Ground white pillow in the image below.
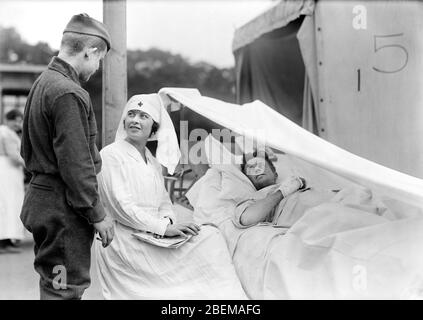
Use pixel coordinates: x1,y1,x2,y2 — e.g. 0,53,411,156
204,134,242,170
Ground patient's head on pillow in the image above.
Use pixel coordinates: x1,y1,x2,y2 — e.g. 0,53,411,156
241,151,278,190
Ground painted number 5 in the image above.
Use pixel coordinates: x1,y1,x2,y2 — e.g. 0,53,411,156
373,33,408,73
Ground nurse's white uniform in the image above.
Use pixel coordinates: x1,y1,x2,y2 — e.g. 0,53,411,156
0,125,25,241
95,140,247,299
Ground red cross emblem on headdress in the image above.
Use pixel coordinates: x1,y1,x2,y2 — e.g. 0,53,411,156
138,101,143,107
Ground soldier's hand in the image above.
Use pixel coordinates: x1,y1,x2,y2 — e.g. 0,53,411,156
93,215,114,247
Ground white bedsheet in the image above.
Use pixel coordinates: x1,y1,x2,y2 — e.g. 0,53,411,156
187,166,423,299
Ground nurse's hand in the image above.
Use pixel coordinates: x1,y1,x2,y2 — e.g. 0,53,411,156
164,222,201,238
94,215,114,247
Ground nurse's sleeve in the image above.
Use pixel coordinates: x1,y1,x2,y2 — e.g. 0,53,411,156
158,184,176,224
99,150,170,236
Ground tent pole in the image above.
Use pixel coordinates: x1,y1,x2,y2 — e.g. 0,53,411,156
102,0,127,147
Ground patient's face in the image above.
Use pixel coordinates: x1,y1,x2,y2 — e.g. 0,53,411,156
244,157,278,190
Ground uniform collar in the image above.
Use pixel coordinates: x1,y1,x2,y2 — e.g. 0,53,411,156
121,139,153,165
48,56,81,86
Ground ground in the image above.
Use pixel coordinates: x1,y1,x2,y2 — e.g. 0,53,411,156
0,204,193,300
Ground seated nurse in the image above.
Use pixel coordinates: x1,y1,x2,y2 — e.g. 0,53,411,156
95,94,247,300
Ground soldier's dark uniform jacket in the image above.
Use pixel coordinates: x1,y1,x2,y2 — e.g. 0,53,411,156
20,56,105,299
21,56,104,223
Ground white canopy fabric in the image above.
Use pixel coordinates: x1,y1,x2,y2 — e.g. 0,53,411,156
158,87,423,209
232,0,314,52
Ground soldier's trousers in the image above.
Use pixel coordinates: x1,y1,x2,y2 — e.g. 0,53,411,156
20,173,94,300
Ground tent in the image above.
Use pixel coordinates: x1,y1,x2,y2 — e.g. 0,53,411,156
232,0,423,179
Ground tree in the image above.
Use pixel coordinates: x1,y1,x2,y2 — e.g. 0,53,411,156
0,26,55,64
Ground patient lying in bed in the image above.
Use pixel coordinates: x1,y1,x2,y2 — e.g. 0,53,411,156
186,138,423,299
233,150,387,230
235,150,326,228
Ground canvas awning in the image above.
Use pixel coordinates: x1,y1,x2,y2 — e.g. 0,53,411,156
232,1,313,126
232,0,314,52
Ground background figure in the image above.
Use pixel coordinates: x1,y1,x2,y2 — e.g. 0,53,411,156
0,109,25,254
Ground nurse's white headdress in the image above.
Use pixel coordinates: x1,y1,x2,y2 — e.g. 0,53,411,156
115,93,181,174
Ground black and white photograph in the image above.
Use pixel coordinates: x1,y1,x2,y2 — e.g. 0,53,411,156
0,0,423,305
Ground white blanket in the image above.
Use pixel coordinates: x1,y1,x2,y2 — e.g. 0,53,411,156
187,166,423,299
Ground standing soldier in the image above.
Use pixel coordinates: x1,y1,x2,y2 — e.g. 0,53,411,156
20,14,114,300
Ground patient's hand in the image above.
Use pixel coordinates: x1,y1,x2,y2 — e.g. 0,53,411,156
164,222,201,238
278,176,306,198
